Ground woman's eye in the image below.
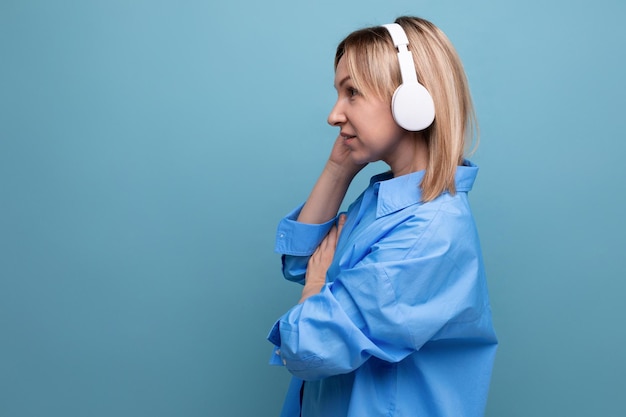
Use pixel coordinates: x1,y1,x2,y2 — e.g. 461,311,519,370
348,87,359,97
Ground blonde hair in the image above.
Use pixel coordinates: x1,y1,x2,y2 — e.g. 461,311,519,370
335,16,478,202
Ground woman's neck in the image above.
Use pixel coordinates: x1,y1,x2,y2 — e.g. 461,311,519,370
388,133,429,177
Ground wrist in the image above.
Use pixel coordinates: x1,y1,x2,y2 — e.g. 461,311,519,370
323,160,360,183
299,283,324,303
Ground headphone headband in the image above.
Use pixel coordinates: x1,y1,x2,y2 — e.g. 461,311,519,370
382,23,419,85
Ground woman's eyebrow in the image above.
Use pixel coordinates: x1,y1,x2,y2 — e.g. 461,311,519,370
334,75,351,90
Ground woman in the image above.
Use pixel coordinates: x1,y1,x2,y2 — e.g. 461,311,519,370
268,16,497,417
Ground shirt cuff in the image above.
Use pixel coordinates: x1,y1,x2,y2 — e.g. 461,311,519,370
275,204,337,256
268,320,281,347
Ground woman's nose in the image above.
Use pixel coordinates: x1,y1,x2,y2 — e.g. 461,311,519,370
327,101,346,126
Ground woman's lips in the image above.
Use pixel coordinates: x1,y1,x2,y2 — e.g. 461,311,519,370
341,133,356,144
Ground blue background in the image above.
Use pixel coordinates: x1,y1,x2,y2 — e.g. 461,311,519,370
1,0,625,416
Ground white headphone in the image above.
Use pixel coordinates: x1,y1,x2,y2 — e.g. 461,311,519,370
382,23,435,131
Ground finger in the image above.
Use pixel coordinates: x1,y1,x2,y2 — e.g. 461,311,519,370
325,225,337,248
336,214,347,238
315,227,332,253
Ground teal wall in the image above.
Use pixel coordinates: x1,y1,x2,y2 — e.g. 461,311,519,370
1,1,625,416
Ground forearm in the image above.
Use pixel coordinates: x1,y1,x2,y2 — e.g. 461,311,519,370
297,161,355,224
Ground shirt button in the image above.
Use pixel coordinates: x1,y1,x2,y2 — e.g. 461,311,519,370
279,233,285,238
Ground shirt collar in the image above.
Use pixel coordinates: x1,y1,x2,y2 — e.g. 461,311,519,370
373,160,479,218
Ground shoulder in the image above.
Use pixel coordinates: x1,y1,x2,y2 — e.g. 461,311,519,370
385,191,479,258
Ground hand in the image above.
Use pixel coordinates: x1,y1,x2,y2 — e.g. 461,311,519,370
326,135,367,179
300,214,347,303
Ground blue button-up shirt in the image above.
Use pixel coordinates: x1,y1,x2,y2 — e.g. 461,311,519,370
268,162,497,417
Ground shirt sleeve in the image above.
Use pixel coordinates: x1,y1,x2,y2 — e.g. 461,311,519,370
268,206,493,381
275,204,338,284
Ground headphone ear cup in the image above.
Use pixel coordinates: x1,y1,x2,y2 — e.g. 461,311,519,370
391,82,435,131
